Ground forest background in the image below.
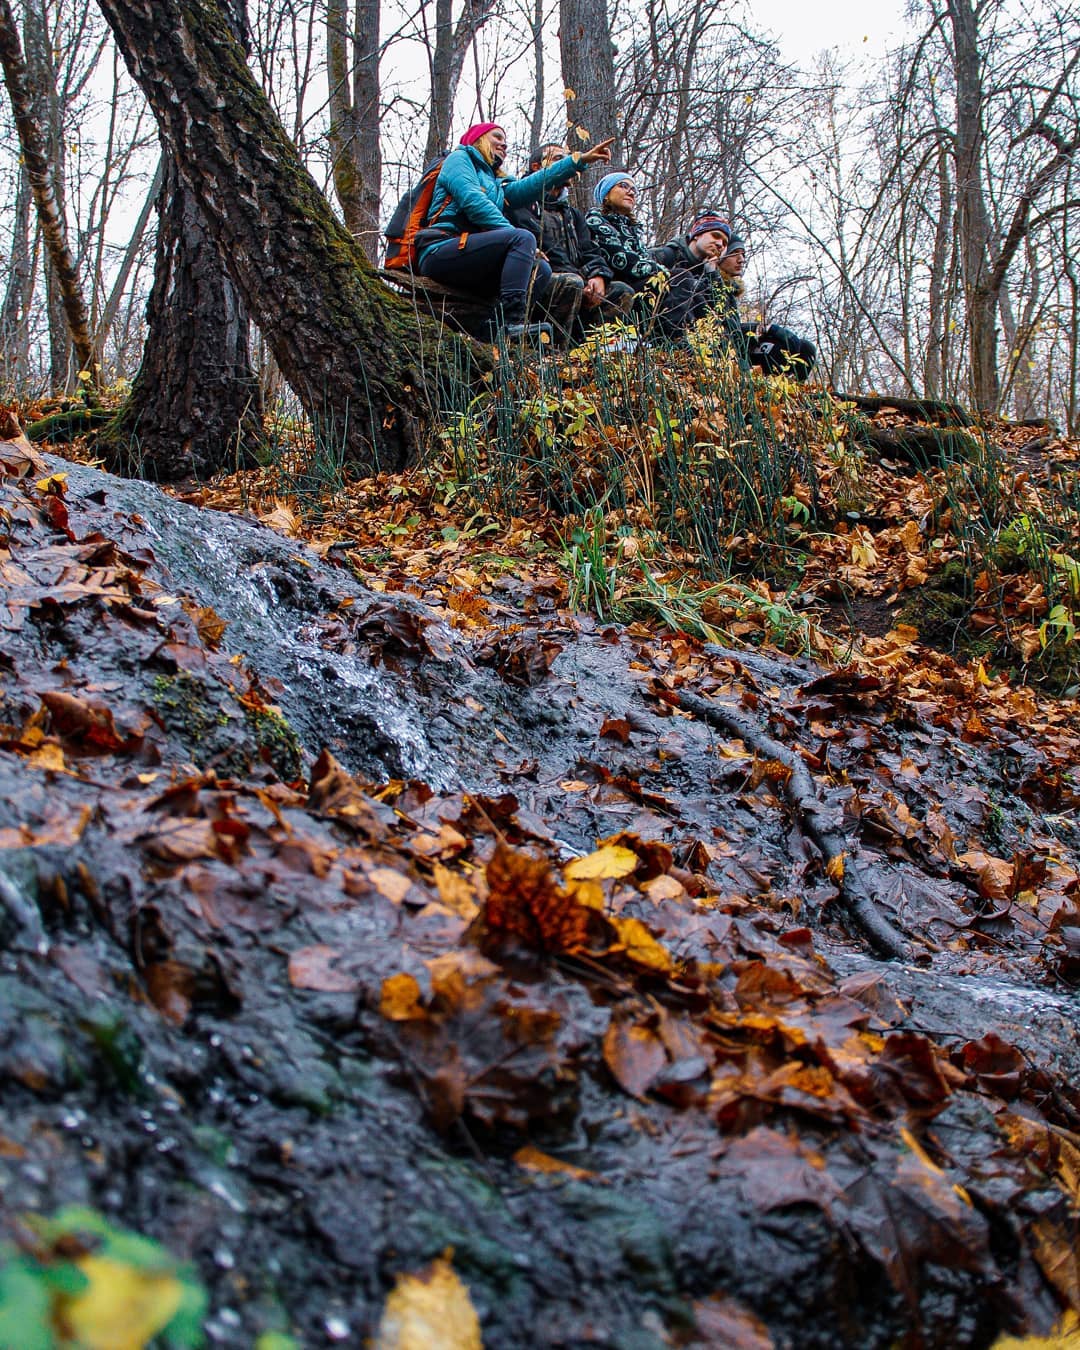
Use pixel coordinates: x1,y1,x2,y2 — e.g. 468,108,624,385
0,0,1077,433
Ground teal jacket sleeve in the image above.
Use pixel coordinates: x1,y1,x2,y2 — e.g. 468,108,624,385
436,149,513,230
502,154,583,208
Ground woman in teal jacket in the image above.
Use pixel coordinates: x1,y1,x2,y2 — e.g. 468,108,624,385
418,122,612,335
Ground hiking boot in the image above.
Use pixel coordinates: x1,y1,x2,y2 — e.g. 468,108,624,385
502,321,554,343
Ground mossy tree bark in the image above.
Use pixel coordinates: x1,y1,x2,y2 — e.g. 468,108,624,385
96,0,464,472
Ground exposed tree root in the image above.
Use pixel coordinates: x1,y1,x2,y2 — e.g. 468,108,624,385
674,688,912,961
27,407,113,443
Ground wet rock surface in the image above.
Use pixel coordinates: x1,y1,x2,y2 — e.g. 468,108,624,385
2,436,1079,1347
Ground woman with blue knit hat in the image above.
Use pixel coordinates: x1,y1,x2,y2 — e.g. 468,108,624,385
416,123,613,338
585,176,708,341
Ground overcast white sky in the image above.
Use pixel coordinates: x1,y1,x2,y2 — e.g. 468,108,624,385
762,0,913,64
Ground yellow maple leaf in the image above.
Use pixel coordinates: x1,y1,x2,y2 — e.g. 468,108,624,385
564,844,638,882
612,916,673,973
376,1256,482,1350
825,852,846,884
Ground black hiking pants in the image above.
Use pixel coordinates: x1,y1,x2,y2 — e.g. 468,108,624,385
419,227,552,324
751,325,817,380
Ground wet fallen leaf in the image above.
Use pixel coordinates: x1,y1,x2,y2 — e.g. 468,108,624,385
380,973,426,1021
611,916,674,973
564,843,638,882
144,960,196,1025
287,945,359,993
60,1254,184,1350
483,843,603,954
375,1256,481,1350
688,1293,775,1348
513,1144,597,1181
993,1311,1080,1347
603,1016,667,1098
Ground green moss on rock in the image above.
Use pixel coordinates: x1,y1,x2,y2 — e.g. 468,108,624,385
244,705,302,781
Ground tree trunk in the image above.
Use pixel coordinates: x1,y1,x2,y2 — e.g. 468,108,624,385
103,0,262,482
95,0,453,473
559,0,621,189
0,0,95,385
423,0,498,165
923,141,952,400
103,152,263,480
527,0,545,150
0,165,33,394
946,0,999,413
327,0,381,262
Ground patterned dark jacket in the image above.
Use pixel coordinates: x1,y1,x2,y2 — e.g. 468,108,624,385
515,195,613,283
583,210,667,290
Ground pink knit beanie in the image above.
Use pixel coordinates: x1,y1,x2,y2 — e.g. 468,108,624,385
460,122,501,146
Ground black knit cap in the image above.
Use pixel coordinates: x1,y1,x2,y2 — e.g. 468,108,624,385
725,232,747,253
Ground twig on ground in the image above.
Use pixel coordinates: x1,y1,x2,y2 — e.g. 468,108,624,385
674,688,912,961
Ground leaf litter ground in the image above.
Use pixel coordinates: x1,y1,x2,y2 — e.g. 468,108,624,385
1,388,1080,1347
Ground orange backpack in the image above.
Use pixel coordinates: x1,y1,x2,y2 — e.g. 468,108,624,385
383,156,449,271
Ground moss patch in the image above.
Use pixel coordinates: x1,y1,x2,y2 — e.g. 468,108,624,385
151,672,229,747
244,705,302,781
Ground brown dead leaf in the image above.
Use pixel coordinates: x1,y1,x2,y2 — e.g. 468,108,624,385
189,604,228,650
603,1016,667,1098
513,1144,598,1181
380,973,426,1021
41,690,145,755
144,960,196,1025
1031,1216,1080,1311
141,819,220,864
367,866,414,905
259,499,302,536
599,715,632,743
687,1294,774,1348
958,849,1013,900
307,749,385,836
288,944,359,994
483,843,605,955
432,863,480,919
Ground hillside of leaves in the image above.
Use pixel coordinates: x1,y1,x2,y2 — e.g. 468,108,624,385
2,338,1080,1350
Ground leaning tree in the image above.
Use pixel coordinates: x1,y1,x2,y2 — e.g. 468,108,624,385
94,0,469,473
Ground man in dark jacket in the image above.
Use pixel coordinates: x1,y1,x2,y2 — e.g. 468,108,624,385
715,231,817,380
651,211,732,328
516,144,634,337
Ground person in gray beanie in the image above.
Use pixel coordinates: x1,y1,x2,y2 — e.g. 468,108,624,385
715,232,816,380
